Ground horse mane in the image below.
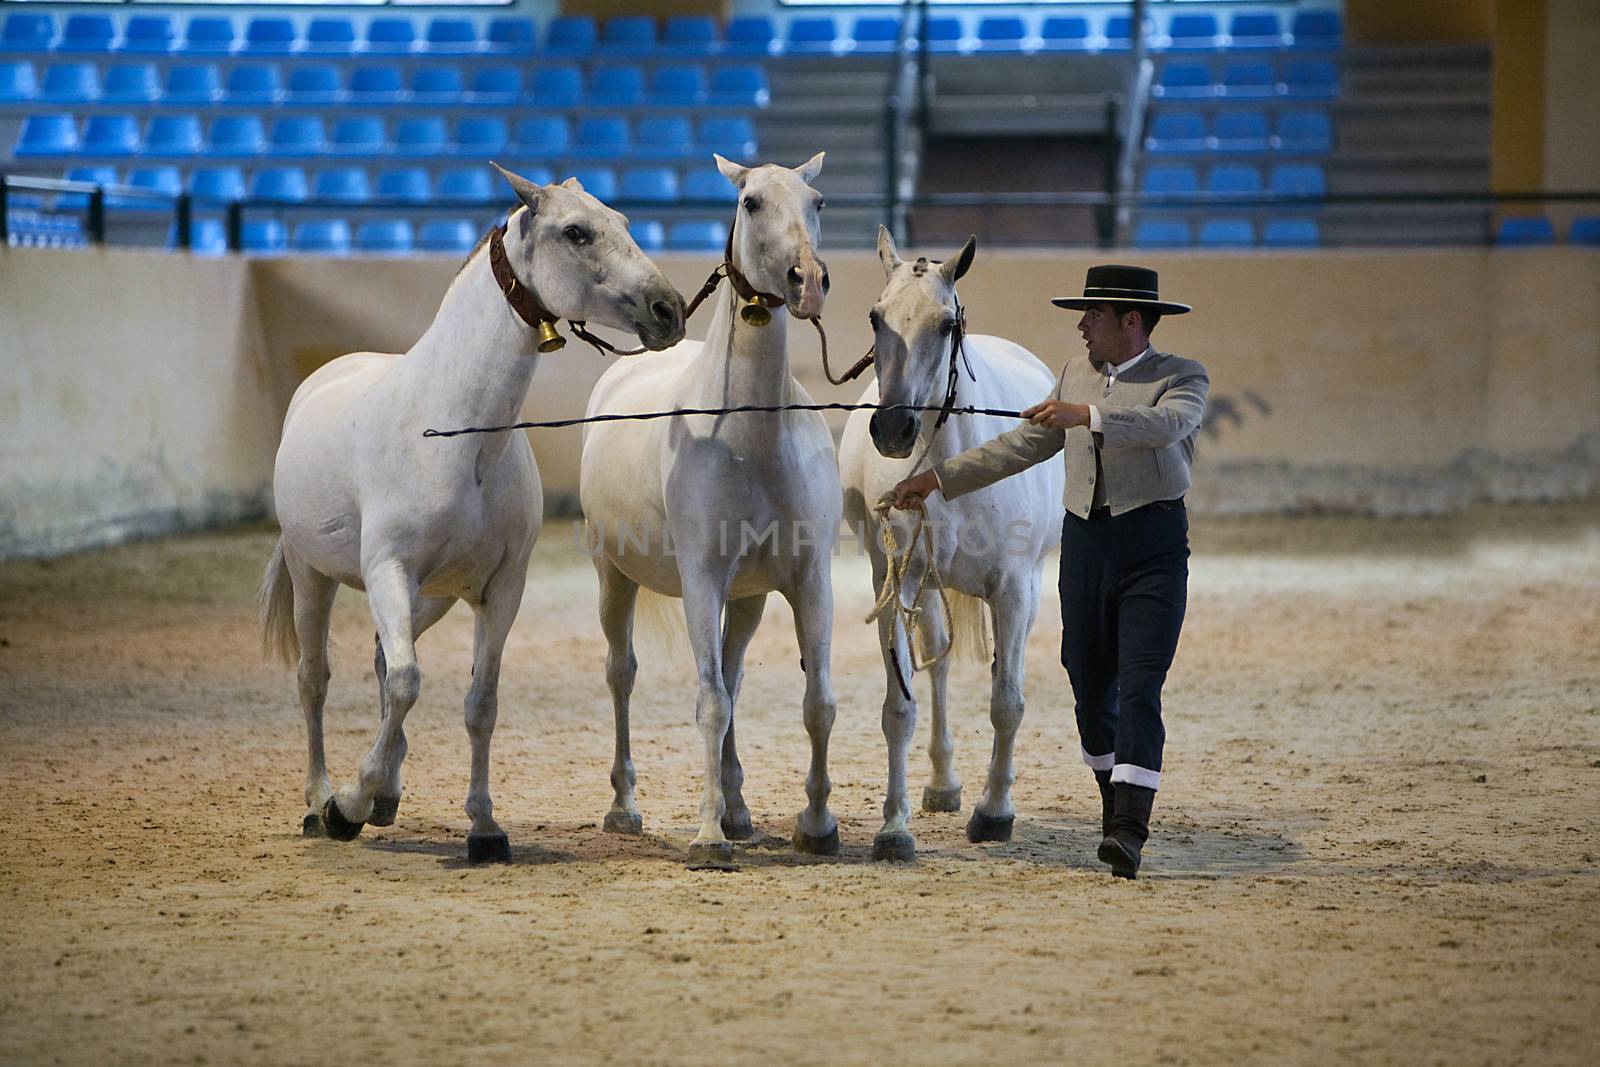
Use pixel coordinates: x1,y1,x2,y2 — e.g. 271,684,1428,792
453,204,526,281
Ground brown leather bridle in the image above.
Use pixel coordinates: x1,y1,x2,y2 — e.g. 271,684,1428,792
487,222,647,357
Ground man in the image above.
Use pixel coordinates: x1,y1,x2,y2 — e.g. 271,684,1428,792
891,264,1208,879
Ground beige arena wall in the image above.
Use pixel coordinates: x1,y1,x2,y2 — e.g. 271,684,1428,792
2,245,1597,558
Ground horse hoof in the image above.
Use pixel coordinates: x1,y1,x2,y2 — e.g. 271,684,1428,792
922,785,962,813
467,832,512,865
369,794,400,827
872,831,916,863
793,825,841,857
321,797,364,842
685,841,735,871
301,812,323,837
966,810,1014,844
603,810,643,835
721,810,755,841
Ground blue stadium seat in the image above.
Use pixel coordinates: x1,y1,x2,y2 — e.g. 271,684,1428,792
183,218,228,256
83,114,140,156
1154,64,1214,100
709,65,769,108
357,219,413,254
662,17,717,57
1164,14,1221,52
314,167,370,203
0,60,36,103
621,167,679,204
163,64,220,105
250,167,308,203
285,66,342,105
242,18,297,56
1291,11,1344,49
1207,164,1264,196
634,117,693,160
1219,62,1279,100
14,114,78,156
436,167,492,204
55,166,118,211
121,16,176,55
58,14,117,54
1282,60,1339,99
849,18,900,54
424,19,479,56
485,18,537,56
454,117,509,157
376,168,430,203
1494,217,1555,247
723,17,778,56
651,65,707,107
509,164,555,186
304,18,356,56
1038,17,1092,52
1141,164,1199,197
467,67,522,105
1569,217,1600,246
589,65,645,107
566,166,618,202
206,115,265,156
39,63,100,104
975,17,1030,54
698,117,756,161
787,17,841,55
102,63,159,104
1132,218,1191,247
268,117,326,156
182,18,237,56
349,66,404,105
1,13,55,52
418,219,478,254
331,117,387,156
682,166,737,204
572,117,630,159
532,64,582,107
1214,111,1271,153
294,219,352,255
189,166,246,203
1104,15,1138,51
545,17,597,58
1198,219,1255,248
365,18,418,55
1261,218,1320,247
924,18,968,54
145,114,203,157
1269,163,1327,198
394,117,447,157
1276,111,1333,153
120,166,182,210
1144,112,1207,154
667,220,728,251
1228,13,1286,49
410,67,464,105
242,219,288,254
631,219,666,252
512,116,571,157
599,16,656,57
224,65,281,106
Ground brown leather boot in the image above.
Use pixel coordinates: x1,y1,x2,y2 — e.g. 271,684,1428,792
1093,769,1114,838
1097,782,1155,879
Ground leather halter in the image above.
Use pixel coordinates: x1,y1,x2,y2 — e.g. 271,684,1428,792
487,222,645,357
852,294,973,428
683,223,786,322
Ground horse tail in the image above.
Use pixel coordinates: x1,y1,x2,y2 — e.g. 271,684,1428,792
942,588,993,665
630,588,690,668
258,538,299,668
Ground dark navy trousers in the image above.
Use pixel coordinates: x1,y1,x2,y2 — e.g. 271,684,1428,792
1059,500,1190,791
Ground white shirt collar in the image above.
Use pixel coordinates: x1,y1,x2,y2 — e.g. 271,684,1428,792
1105,345,1153,378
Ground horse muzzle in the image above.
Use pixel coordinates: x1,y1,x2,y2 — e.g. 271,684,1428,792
635,284,688,350
869,408,919,459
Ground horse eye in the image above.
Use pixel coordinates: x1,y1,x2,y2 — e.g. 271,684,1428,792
564,225,588,244
868,309,882,328
743,197,762,213
815,197,827,211
939,320,956,335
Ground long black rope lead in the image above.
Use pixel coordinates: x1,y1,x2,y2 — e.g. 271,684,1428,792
422,402,1029,439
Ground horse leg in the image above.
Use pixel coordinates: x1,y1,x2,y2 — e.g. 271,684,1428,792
872,587,918,862
460,564,524,865
968,576,1038,844
595,557,643,835
919,588,961,814
368,595,455,828
718,594,767,841
287,557,337,837
785,568,840,856
683,577,735,869
322,559,421,842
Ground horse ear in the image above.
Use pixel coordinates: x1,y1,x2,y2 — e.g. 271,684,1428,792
561,176,584,192
794,151,825,184
941,235,977,284
876,225,902,277
491,161,541,213
714,154,750,188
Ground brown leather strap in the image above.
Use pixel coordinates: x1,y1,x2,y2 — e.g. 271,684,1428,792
720,224,785,313
487,223,558,334
568,320,645,357
820,325,874,386
683,263,727,321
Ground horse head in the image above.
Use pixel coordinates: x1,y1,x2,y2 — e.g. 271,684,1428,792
715,153,830,322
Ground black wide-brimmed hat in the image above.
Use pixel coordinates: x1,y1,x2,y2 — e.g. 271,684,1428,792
1051,264,1192,315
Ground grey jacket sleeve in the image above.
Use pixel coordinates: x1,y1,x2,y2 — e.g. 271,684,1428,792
932,419,1065,501
1098,364,1210,450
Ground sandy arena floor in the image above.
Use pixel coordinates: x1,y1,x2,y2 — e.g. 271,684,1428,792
1,507,1597,1066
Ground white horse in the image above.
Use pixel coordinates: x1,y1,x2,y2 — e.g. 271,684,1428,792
840,228,1064,862
259,166,686,863
578,153,840,868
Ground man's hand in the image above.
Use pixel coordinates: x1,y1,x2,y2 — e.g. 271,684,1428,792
1021,399,1091,430
889,469,940,510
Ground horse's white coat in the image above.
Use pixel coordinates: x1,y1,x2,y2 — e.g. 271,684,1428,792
839,228,1064,856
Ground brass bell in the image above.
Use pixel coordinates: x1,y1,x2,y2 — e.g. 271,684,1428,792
739,295,772,327
536,319,565,353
